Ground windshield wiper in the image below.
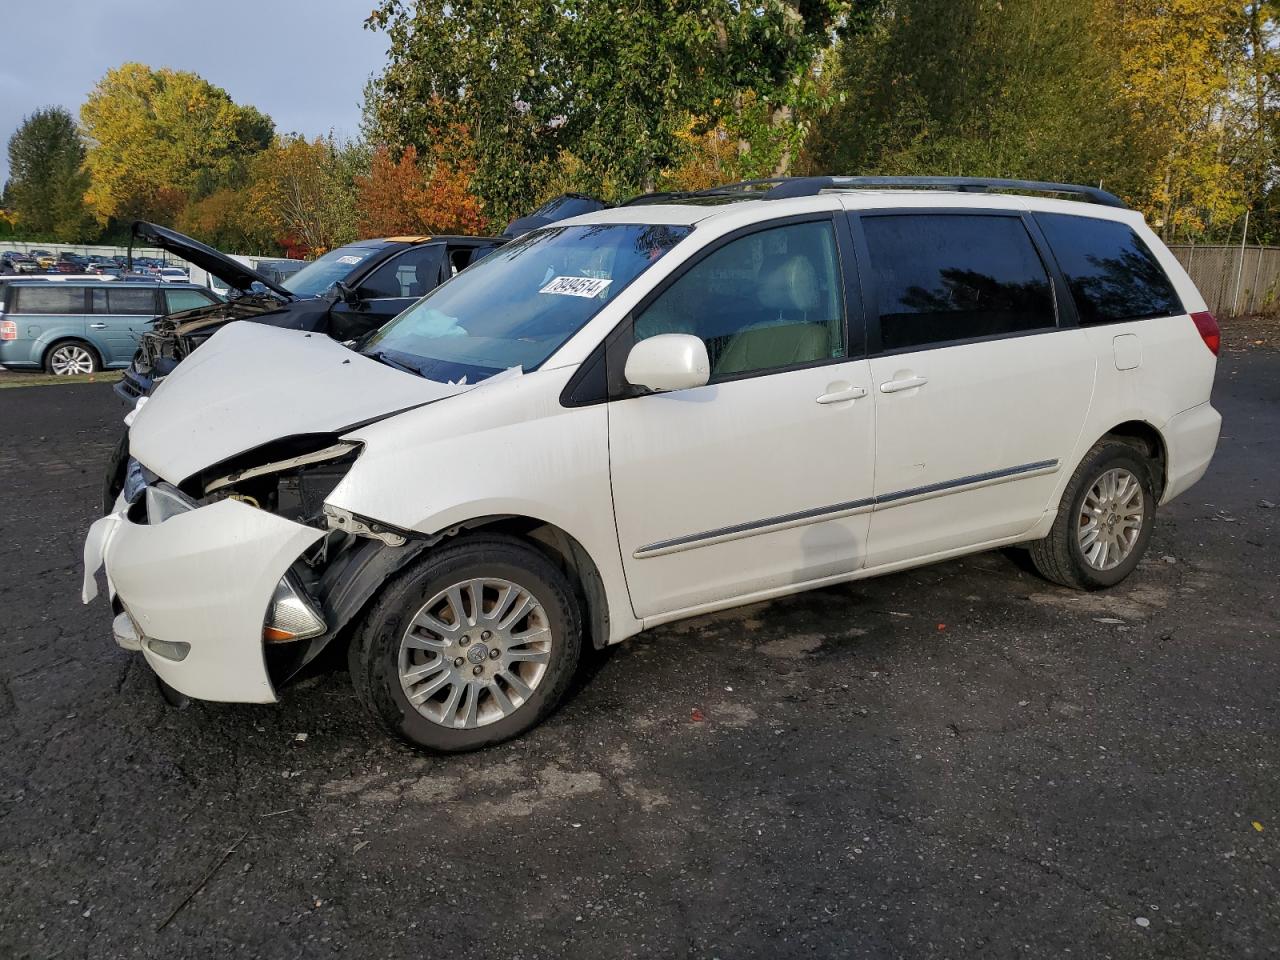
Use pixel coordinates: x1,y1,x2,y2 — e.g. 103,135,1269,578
365,350,425,377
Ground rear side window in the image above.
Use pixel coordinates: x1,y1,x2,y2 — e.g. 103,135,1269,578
12,286,86,314
105,288,159,315
1035,213,1182,324
863,214,1055,351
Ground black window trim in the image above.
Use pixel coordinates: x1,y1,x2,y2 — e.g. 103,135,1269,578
849,207,1079,359
1031,210,1185,326
561,211,865,407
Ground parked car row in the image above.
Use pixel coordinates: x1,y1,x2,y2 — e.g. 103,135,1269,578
0,279,221,373
0,250,183,279
81,176,1221,754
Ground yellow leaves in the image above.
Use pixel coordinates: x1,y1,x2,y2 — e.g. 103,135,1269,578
80,62,274,222
1092,0,1244,235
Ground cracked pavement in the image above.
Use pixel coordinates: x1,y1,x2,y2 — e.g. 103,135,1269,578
0,349,1276,958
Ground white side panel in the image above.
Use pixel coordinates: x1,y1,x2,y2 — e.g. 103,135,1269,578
866,330,1096,566
608,362,876,619
327,368,641,643
102,500,325,703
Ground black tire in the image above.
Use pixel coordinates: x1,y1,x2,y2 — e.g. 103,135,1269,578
43,338,100,375
1029,440,1158,590
349,535,583,752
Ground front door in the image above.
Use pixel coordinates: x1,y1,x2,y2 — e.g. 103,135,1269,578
330,244,450,341
607,216,877,621
852,210,1095,567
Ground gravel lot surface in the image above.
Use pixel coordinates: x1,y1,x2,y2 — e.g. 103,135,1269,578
1,348,1276,959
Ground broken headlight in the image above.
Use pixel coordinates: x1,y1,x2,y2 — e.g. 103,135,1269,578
196,439,361,526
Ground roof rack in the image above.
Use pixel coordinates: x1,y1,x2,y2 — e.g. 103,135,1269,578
760,176,1129,208
620,176,1128,209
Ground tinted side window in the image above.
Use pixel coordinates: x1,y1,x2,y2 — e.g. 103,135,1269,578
361,246,447,299
106,289,159,315
1036,213,1182,324
633,220,846,379
12,286,86,314
165,289,215,313
863,214,1055,352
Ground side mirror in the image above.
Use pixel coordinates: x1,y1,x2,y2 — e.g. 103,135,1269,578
331,280,361,305
624,334,711,393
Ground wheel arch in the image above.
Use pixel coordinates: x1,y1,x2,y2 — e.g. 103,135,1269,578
443,515,614,651
1095,419,1168,500
300,513,616,682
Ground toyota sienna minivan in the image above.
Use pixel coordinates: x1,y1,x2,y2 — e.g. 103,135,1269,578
83,176,1222,752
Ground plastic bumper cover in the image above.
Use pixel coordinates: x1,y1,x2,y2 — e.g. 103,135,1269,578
82,498,325,703
1161,401,1222,504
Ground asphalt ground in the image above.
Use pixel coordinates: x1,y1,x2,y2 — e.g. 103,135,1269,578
0,346,1276,959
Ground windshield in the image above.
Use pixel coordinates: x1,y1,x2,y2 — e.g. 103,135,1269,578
283,244,382,298
360,223,691,383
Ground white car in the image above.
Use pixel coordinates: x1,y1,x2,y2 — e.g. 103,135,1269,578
83,177,1222,752
157,267,190,283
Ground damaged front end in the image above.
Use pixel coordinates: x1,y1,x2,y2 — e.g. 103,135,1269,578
116,295,286,402
87,436,425,703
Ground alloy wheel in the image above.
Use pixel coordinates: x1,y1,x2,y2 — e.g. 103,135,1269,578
49,344,95,376
1077,467,1145,571
397,577,553,729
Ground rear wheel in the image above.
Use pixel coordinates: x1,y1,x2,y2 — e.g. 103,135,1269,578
1029,440,1157,590
350,535,583,752
45,340,99,376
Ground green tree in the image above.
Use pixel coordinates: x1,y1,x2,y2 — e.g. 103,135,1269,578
364,0,852,221
805,0,1130,189
81,63,274,224
5,107,96,241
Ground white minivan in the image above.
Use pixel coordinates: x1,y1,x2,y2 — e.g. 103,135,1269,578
83,177,1222,752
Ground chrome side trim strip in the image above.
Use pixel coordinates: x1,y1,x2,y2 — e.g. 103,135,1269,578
632,459,1060,559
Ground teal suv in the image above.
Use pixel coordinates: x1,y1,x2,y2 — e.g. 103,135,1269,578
0,280,220,375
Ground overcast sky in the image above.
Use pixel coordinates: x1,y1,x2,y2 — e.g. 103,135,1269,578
0,0,389,184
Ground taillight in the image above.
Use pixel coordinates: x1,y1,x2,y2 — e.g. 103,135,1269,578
0,320,16,341
1190,311,1220,356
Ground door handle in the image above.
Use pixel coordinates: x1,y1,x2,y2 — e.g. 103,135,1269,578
879,375,928,394
89,322,107,329
816,384,868,404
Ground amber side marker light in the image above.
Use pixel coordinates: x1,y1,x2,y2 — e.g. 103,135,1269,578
263,577,326,643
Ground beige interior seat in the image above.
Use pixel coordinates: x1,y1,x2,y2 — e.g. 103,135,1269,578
715,256,830,375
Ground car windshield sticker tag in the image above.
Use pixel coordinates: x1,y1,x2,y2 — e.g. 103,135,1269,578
337,255,362,265
539,276,612,298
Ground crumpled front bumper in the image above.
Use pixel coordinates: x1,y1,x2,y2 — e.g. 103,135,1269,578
83,498,325,703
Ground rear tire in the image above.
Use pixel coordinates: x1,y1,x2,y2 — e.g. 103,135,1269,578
349,535,583,752
1029,440,1157,590
44,339,100,376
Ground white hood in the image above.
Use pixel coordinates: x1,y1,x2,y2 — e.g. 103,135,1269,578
128,322,465,482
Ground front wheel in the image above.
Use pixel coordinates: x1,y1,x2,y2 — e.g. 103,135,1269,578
1029,440,1158,590
350,535,583,752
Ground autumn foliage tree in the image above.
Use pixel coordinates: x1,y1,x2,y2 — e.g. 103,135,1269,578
81,63,273,224
355,132,487,237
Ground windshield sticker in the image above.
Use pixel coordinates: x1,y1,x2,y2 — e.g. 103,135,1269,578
337,255,363,265
539,275,613,298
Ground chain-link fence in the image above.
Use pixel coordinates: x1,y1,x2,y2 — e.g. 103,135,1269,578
1167,244,1280,317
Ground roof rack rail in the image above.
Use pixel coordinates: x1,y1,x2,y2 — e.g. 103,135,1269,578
759,176,1128,208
